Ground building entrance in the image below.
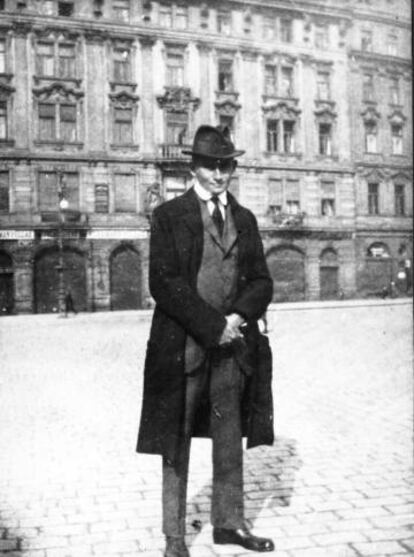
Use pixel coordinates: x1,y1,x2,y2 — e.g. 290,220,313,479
267,246,306,302
0,251,14,315
320,248,339,300
110,246,142,310
34,248,87,313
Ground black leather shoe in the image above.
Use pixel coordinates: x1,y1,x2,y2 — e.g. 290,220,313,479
164,536,190,557
213,526,274,552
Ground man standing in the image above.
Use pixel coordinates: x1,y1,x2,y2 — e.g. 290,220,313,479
137,125,275,556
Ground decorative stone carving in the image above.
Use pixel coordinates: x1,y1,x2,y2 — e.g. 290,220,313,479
144,182,164,221
0,81,15,101
109,90,139,108
361,105,381,122
156,87,200,112
32,82,84,101
11,21,32,37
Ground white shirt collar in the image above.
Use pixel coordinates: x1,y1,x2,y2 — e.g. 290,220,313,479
193,179,228,206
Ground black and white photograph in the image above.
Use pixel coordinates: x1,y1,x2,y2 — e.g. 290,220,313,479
0,1,412,556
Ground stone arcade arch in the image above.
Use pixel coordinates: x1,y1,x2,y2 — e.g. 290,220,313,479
360,241,393,296
34,247,87,313
266,245,306,302
109,244,142,311
0,251,14,315
319,248,339,300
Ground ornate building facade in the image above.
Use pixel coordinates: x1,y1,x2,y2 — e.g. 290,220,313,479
0,0,411,314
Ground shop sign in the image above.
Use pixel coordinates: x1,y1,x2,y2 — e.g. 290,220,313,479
0,230,35,240
87,229,149,240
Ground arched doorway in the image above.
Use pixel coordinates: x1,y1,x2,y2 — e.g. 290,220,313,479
0,251,14,315
360,242,393,296
320,248,339,300
34,247,87,313
110,245,142,310
266,246,306,302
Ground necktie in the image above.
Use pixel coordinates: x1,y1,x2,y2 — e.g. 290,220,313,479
211,195,224,237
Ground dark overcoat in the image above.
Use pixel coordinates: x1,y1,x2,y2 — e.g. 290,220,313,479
137,188,274,463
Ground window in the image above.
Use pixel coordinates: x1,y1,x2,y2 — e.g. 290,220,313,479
0,0,4,10
200,4,209,29
64,172,79,210
38,171,58,211
317,72,330,100
166,111,187,145
95,184,109,213
368,182,379,215
60,104,77,142
394,184,405,216
365,122,377,153
321,181,335,216
159,4,172,27
263,15,276,39
391,124,403,154
43,1,54,15
164,175,187,201
264,65,277,96
38,172,78,211
113,107,133,144
58,44,76,78
114,174,135,212
389,77,400,105
39,103,56,140
0,102,7,140
36,41,77,78
0,171,9,213
283,120,295,153
0,40,5,74
280,18,292,43
387,33,397,56
58,2,74,16
219,114,234,136
166,51,184,87
217,9,231,36
176,5,188,29
218,59,233,92
266,120,278,152
113,48,131,82
113,0,129,22
38,102,78,142
281,66,293,97
286,180,300,214
269,178,283,213
362,73,374,101
36,42,54,76
361,29,372,52
319,123,332,155
315,24,329,49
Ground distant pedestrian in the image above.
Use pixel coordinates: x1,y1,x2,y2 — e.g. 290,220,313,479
64,291,77,317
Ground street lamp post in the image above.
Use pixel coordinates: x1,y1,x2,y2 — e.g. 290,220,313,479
57,171,68,315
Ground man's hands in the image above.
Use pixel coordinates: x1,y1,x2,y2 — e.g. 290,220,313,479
218,313,245,345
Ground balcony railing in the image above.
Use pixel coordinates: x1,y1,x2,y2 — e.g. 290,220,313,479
269,210,306,228
158,143,191,159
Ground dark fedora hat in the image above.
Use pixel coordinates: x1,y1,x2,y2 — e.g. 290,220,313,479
182,125,245,159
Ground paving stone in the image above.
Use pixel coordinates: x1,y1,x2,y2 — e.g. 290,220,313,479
351,541,413,555
0,304,412,557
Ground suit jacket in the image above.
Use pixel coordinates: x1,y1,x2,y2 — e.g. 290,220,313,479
137,188,274,463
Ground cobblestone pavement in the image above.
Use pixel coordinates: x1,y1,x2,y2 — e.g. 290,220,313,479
0,300,412,557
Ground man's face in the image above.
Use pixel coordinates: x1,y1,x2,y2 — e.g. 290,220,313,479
193,156,236,195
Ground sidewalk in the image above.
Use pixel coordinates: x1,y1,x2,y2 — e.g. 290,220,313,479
0,302,413,557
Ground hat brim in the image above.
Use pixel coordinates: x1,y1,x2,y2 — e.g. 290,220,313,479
181,149,245,158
